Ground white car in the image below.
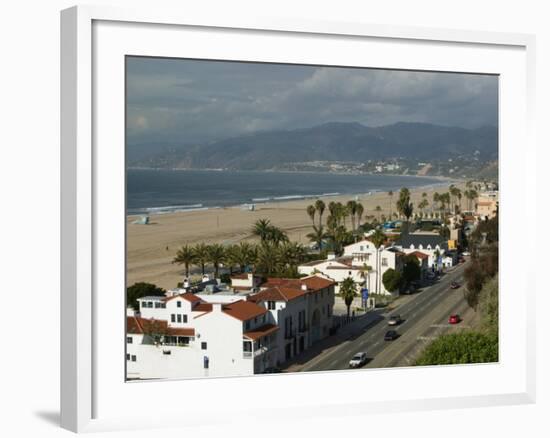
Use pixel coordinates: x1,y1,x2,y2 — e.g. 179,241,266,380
462,251,471,256
349,352,368,368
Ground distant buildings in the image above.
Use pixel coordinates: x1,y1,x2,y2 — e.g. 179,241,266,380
127,275,335,380
476,191,499,220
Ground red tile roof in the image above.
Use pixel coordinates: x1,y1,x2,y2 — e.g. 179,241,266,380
126,316,194,337
409,251,429,260
163,292,201,303
260,276,335,293
243,324,279,341
222,300,267,321
249,286,304,303
193,302,213,312
231,273,249,280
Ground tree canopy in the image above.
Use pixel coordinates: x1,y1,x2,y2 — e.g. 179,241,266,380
127,282,166,310
382,268,403,292
415,331,498,365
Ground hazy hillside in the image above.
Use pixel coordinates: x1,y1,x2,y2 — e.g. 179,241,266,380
127,121,498,173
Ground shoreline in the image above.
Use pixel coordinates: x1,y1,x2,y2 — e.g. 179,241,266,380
127,177,459,218
127,181,466,290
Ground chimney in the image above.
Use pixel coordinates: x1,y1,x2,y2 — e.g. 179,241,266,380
301,284,308,291
183,278,190,289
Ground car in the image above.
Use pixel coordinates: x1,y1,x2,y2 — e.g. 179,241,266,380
388,314,402,326
450,281,460,289
349,352,368,368
462,251,471,256
448,314,461,324
384,330,399,341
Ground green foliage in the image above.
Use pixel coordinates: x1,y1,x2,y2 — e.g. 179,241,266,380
402,255,421,284
340,277,357,316
126,282,166,310
382,268,403,292
478,275,499,334
415,331,498,365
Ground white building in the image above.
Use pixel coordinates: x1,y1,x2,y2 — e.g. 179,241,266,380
298,239,405,296
127,275,335,380
393,233,451,270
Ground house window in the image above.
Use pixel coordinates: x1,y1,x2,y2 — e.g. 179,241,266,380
141,301,146,308
360,246,364,251
177,301,182,308
131,355,136,362
201,342,207,350
245,321,250,330
126,354,130,361
126,337,132,344
268,301,276,310
183,314,188,323
177,314,182,323
382,258,388,267
171,314,176,323
161,303,166,308
163,350,171,355
154,302,161,308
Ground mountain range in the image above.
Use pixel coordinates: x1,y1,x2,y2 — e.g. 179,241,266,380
127,121,498,171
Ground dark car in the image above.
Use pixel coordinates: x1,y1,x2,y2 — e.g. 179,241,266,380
450,281,460,289
384,330,399,341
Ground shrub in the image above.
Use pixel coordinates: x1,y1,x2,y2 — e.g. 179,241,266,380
415,331,498,365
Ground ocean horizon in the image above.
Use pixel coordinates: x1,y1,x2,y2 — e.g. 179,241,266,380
126,169,447,216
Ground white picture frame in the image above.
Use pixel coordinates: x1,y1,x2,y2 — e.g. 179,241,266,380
60,5,536,433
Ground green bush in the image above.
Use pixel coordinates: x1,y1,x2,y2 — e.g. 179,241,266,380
415,331,498,366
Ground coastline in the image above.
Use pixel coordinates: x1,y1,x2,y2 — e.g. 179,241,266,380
127,181,465,290
127,170,459,218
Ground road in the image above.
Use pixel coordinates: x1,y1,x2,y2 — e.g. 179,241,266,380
301,262,471,371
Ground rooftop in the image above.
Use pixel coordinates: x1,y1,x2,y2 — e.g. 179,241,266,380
243,324,279,341
222,300,267,321
395,233,448,250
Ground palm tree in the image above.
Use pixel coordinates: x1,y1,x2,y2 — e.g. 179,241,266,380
340,276,357,317
306,204,316,225
252,219,272,243
346,200,358,231
306,225,327,251
256,242,280,276
279,241,307,276
266,226,289,246
314,199,326,228
356,202,364,228
172,244,196,277
375,205,382,222
207,243,226,279
433,192,440,216
193,243,210,276
228,242,256,273
388,190,394,220
370,228,386,294
418,199,429,216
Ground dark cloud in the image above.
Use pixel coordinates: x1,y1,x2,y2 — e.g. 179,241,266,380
126,56,498,148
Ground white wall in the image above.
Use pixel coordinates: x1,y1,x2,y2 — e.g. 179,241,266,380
2,1,547,437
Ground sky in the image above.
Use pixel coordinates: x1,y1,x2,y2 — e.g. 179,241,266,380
126,56,498,148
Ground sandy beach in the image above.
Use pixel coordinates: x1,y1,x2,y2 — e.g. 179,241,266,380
127,179,465,290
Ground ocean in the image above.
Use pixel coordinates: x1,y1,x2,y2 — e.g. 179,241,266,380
126,169,444,215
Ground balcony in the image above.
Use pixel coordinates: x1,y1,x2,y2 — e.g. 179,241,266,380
243,345,274,359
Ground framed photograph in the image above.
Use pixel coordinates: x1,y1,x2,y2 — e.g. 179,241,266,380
61,5,536,433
